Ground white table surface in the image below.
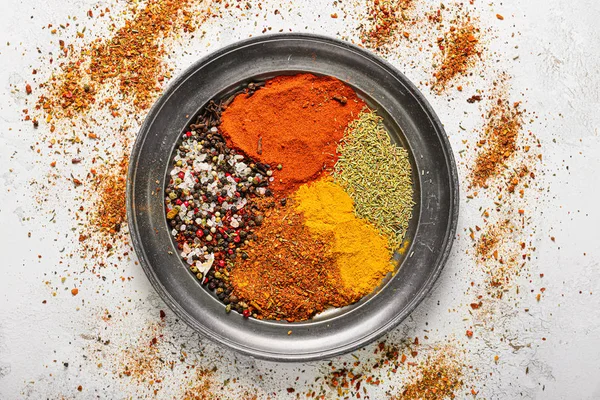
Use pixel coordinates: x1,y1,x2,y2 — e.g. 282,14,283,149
1,0,599,398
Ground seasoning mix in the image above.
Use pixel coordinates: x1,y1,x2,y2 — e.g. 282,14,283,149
165,73,415,322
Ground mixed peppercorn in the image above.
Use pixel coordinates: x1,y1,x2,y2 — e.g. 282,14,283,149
165,96,273,317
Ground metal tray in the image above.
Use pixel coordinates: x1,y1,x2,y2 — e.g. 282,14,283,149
127,33,459,362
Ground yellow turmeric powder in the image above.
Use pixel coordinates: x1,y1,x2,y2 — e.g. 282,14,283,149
294,178,394,297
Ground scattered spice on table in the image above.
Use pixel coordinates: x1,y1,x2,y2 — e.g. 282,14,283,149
334,109,414,249
476,219,509,259
360,0,415,50
119,319,169,394
34,0,201,122
220,73,365,194
78,154,132,264
465,80,542,301
182,368,219,400
471,97,523,187
392,350,464,400
432,15,481,93
91,156,128,239
298,338,465,400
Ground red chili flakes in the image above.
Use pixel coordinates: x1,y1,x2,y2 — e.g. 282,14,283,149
71,288,79,296
25,83,32,94
466,330,473,338
496,14,504,20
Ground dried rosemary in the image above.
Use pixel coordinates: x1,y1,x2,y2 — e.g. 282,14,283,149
333,109,415,249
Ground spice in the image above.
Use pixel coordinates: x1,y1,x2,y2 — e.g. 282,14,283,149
182,369,219,400
168,80,410,320
91,156,128,238
360,0,414,50
464,77,541,303
294,178,394,297
119,320,169,394
220,73,365,194
334,109,414,249
229,199,357,322
476,219,510,259
471,98,523,187
432,16,481,93
165,100,271,314
35,0,200,122
393,351,463,400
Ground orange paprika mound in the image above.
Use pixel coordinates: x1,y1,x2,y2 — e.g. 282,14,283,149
220,73,365,194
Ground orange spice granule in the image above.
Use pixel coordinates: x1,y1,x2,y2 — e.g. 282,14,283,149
360,0,415,50
432,17,481,93
393,353,463,400
471,99,523,187
476,219,510,259
35,0,199,121
182,369,219,400
229,199,358,322
91,156,128,238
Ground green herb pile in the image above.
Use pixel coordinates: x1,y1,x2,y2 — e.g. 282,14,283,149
334,109,415,249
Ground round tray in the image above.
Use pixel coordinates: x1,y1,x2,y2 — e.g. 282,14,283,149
127,33,459,362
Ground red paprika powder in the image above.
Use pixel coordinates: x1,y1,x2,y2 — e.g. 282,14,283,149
220,73,365,194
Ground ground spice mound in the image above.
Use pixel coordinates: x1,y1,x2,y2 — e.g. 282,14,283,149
333,109,414,249
294,178,394,298
36,0,198,121
432,16,481,93
471,98,523,187
91,156,128,238
230,199,358,322
220,73,365,194
360,0,414,50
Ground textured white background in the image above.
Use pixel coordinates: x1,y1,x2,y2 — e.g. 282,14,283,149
1,0,599,398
